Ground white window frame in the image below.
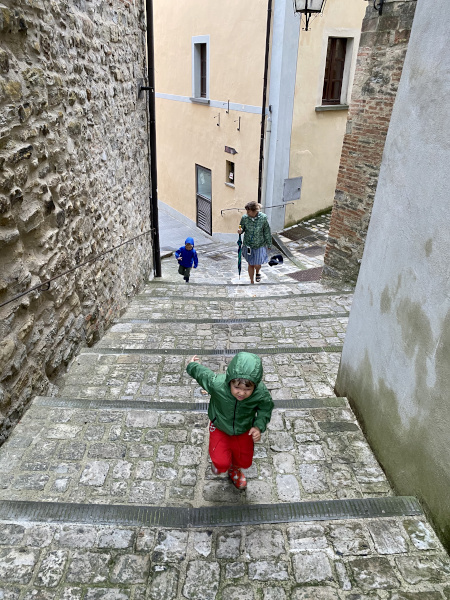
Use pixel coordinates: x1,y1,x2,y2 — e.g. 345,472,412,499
316,29,361,108
191,35,210,102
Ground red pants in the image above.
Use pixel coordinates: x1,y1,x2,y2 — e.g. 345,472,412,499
209,423,254,473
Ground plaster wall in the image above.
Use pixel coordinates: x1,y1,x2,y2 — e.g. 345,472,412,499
335,0,450,548
286,0,365,225
153,0,266,235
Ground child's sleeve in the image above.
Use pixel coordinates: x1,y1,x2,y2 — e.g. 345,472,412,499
175,247,181,259
253,385,274,433
193,249,198,269
186,362,216,394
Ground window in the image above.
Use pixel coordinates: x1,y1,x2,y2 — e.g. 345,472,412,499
322,37,347,105
226,161,235,186
192,36,210,101
200,44,207,98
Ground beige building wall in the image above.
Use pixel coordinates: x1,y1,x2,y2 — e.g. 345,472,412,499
153,0,267,237
286,0,365,225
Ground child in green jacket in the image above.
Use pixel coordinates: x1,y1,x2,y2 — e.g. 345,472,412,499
187,352,274,490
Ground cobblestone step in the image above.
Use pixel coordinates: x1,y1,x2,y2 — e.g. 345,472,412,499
0,397,394,508
59,351,340,401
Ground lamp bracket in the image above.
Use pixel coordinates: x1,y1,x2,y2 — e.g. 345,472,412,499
373,0,384,15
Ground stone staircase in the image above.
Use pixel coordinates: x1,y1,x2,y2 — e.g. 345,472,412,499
0,251,449,599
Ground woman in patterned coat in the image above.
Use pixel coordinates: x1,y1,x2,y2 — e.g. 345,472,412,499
238,201,272,284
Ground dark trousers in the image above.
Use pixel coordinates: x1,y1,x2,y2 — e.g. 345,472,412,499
178,265,192,279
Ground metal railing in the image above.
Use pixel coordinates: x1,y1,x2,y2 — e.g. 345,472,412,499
0,230,152,309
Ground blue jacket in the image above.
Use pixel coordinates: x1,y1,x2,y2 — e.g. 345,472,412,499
175,237,198,268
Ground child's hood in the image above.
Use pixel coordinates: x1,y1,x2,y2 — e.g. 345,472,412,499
185,237,195,247
225,352,263,387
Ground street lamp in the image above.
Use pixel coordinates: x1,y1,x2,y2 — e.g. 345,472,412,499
294,0,327,31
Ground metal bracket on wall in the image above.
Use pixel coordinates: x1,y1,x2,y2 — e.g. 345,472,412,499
373,0,384,15
137,78,152,99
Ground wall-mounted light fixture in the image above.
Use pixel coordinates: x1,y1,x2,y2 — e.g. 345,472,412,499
293,0,327,31
373,0,384,15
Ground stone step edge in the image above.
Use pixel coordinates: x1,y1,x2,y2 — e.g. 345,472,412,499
137,290,353,301
34,396,348,412
114,312,349,325
146,280,346,288
80,345,343,356
0,497,422,529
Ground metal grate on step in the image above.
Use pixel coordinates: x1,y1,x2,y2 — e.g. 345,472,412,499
0,497,422,529
82,345,343,357
298,245,325,257
118,312,349,325
287,267,323,282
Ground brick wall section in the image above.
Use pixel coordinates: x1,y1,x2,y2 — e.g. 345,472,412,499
323,0,417,283
0,0,152,443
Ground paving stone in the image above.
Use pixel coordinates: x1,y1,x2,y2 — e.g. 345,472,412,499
148,566,179,600
263,588,287,600
56,526,97,548
367,520,409,554
0,548,39,584
269,432,294,452
129,481,165,504
182,560,220,600
292,551,334,585
152,530,188,563
0,524,25,545
276,474,301,501
248,560,289,581
291,588,340,599
348,557,401,590
216,530,241,559
221,586,255,600
79,462,109,486
97,529,135,549
225,562,246,578
394,555,450,584
402,519,440,550
245,529,285,559
110,554,150,583
299,463,329,493
287,524,328,551
272,453,296,473
190,531,212,557
328,523,371,555
35,550,68,587
85,589,130,600
66,551,111,583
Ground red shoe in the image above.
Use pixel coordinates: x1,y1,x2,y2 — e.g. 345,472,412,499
228,466,247,490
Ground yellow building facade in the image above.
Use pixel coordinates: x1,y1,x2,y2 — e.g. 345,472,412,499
153,0,366,239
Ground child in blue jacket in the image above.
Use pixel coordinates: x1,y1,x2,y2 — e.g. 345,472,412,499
175,237,198,282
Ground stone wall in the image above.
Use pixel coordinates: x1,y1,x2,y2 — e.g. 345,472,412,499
0,0,152,443
323,0,416,283
334,0,450,548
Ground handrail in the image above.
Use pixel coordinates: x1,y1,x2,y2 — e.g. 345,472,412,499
0,230,152,309
220,202,294,216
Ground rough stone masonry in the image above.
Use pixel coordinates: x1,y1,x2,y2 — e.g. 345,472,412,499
0,0,153,444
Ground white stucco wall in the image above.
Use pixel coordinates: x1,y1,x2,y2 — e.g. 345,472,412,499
335,0,450,548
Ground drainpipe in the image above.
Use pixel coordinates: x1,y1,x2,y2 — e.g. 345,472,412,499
145,0,162,277
258,0,273,205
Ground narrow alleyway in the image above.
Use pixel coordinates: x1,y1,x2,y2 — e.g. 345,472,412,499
0,223,449,598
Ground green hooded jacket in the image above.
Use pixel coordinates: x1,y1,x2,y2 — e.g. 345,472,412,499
186,352,274,436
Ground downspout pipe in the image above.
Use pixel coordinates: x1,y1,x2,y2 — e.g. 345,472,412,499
258,0,273,205
145,0,162,277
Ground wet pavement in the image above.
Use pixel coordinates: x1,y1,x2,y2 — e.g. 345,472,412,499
0,209,449,599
